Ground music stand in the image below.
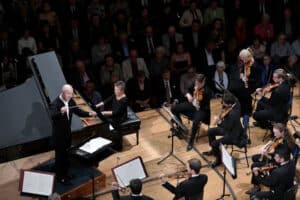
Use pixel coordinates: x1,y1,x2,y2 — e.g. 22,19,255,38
216,144,237,200
157,105,187,165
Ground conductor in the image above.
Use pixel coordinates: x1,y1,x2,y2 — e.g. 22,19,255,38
50,84,97,183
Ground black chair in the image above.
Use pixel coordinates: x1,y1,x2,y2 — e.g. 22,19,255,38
118,107,141,145
283,184,298,200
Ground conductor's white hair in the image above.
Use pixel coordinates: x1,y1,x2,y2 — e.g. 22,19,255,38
62,84,73,92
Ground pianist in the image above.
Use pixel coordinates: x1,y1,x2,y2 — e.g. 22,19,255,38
50,84,97,183
96,81,128,150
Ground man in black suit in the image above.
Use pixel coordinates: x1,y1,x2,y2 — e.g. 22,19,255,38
156,68,179,106
253,68,291,126
138,25,161,61
184,20,205,68
203,92,244,167
111,178,153,200
50,84,97,183
160,158,208,200
250,146,296,200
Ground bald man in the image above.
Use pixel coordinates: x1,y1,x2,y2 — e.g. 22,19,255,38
50,84,97,183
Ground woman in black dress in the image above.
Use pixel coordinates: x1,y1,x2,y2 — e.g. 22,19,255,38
96,81,128,150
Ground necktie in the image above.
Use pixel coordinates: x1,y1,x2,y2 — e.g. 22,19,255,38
147,37,154,54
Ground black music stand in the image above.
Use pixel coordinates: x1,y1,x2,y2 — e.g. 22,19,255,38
216,144,237,200
70,136,113,200
157,105,187,165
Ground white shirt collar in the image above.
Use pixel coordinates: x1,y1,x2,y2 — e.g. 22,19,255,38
59,94,69,105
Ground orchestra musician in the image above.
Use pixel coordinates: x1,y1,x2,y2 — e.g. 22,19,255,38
231,49,262,129
249,146,296,200
171,74,212,151
246,123,296,195
50,84,97,183
111,178,154,200
203,92,244,167
160,158,208,200
95,81,128,151
253,68,291,127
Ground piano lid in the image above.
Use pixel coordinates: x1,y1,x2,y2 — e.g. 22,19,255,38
28,51,83,131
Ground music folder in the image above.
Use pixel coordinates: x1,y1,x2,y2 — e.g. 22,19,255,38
19,169,55,197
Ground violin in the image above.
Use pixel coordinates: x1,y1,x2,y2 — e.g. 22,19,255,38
261,83,279,96
213,105,233,126
259,137,283,161
242,57,254,88
192,87,204,109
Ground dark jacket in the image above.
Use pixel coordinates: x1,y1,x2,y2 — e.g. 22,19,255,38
50,97,90,147
162,174,208,200
256,161,295,200
219,101,244,141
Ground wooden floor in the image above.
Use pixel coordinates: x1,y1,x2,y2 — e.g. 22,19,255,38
1,84,300,200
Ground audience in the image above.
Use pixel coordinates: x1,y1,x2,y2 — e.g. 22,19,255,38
0,0,299,115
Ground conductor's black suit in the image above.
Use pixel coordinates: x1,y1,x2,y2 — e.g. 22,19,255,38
50,96,90,179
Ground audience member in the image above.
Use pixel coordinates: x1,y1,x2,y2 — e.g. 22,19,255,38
270,33,293,65
122,49,149,82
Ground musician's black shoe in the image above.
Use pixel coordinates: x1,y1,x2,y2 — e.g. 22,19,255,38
203,150,214,156
245,185,260,195
211,159,221,168
187,144,193,151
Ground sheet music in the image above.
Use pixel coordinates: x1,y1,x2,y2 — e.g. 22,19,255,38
220,144,236,177
22,171,54,196
79,137,112,154
112,157,147,188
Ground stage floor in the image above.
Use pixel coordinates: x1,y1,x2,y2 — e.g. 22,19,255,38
1,85,300,200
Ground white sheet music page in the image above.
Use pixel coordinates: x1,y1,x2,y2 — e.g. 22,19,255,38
220,144,236,177
113,158,147,188
22,171,54,196
79,137,112,154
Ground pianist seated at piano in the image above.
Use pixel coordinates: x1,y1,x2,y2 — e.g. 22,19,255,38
96,81,128,151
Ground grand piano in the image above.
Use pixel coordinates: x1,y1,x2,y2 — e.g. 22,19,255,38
0,52,108,163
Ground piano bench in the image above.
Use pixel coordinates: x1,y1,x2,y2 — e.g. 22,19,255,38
119,107,141,145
